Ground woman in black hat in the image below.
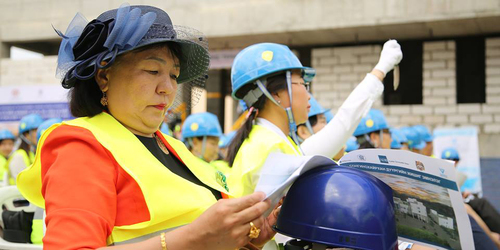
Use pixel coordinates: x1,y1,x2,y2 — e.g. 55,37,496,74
17,4,277,249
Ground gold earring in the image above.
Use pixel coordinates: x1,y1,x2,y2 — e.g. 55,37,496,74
100,92,108,106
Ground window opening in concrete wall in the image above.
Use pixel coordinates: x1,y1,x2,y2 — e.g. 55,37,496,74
383,40,423,105
10,46,43,60
456,37,486,104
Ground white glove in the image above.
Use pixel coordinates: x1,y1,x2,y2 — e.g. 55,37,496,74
374,39,403,76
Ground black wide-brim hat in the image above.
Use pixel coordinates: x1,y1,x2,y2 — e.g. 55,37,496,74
56,4,210,89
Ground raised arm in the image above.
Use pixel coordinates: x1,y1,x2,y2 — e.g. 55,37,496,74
301,40,402,157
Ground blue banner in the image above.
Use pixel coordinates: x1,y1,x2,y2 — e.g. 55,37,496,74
0,103,73,122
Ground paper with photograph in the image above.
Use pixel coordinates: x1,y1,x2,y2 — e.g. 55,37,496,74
339,149,474,250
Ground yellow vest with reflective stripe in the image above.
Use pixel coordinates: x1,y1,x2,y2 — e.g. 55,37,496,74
0,155,7,181
17,112,229,245
211,160,232,177
6,149,34,185
228,124,301,197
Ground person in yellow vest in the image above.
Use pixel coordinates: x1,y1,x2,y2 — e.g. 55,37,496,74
353,109,392,150
29,118,64,246
0,129,15,181
182,112,223,164
296,96,344,161
212,131,236,175
6,114,44,185
413,124,434,157
17,4,278,249
181,112,230,187
226,41,402,198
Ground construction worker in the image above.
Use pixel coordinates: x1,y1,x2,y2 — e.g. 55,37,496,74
0,129,15,181
296,95,329,141
413,125,434,157
6,113,43,185
441,147,500,248
353,109,392,149
182,112,222,163
297,95,344,161
218,130,236,158
227,41,402,197
391,128,409,150
182,112,231,179
29,118,63,245
400,126,426,153
211,131,236,176
17,4,278,249
345,136,359,153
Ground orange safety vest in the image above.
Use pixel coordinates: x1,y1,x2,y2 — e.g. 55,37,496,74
17,112,230,245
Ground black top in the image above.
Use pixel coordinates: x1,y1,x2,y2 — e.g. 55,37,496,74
135,135,222,200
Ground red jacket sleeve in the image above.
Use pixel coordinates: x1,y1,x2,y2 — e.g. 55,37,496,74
40,125,118,249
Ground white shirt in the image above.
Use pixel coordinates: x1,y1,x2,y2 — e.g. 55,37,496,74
301,73,384,158
256,118,302,155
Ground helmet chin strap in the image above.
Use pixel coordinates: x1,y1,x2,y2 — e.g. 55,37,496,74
379,129,384,149
19,132,36,152
255,71,304,154
305,120,314,136
188,136,208,162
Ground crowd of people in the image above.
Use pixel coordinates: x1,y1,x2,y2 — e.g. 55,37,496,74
0,3,498,250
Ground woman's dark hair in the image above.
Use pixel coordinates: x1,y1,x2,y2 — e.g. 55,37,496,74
19,132,31,154
356,131,379,149
307,115,318,127
69,42,183,117
225,73,288,167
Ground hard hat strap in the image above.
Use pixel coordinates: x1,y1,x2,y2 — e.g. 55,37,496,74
252,72,303,154
379,129,384,149
19,132,36,152
305,120,314,136
200,136,207,161
362,133,376,148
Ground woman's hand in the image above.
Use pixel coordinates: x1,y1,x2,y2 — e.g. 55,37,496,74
185,192,271,250
250,196,284,247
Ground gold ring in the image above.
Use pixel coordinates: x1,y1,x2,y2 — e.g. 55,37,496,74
248,222,260,239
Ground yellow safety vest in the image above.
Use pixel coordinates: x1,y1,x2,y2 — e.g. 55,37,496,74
17,112,229,245
228,124,301,197
211,160,232,178
6,149,34,185
0,155,6,181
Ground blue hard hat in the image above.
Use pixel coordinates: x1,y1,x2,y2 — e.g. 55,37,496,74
0,129,15,141
19,114,44,134
441,147,460,161
160,123,172,136
412,125,433,142
345,136,359,152
231,43,313,100
219,131,236,148
37,118,63,141
353,109,389,137
308,95,329,118
181,112,223,141
275,165,398,250
400,127,425,150
390,128,408,149
324,110,334,123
